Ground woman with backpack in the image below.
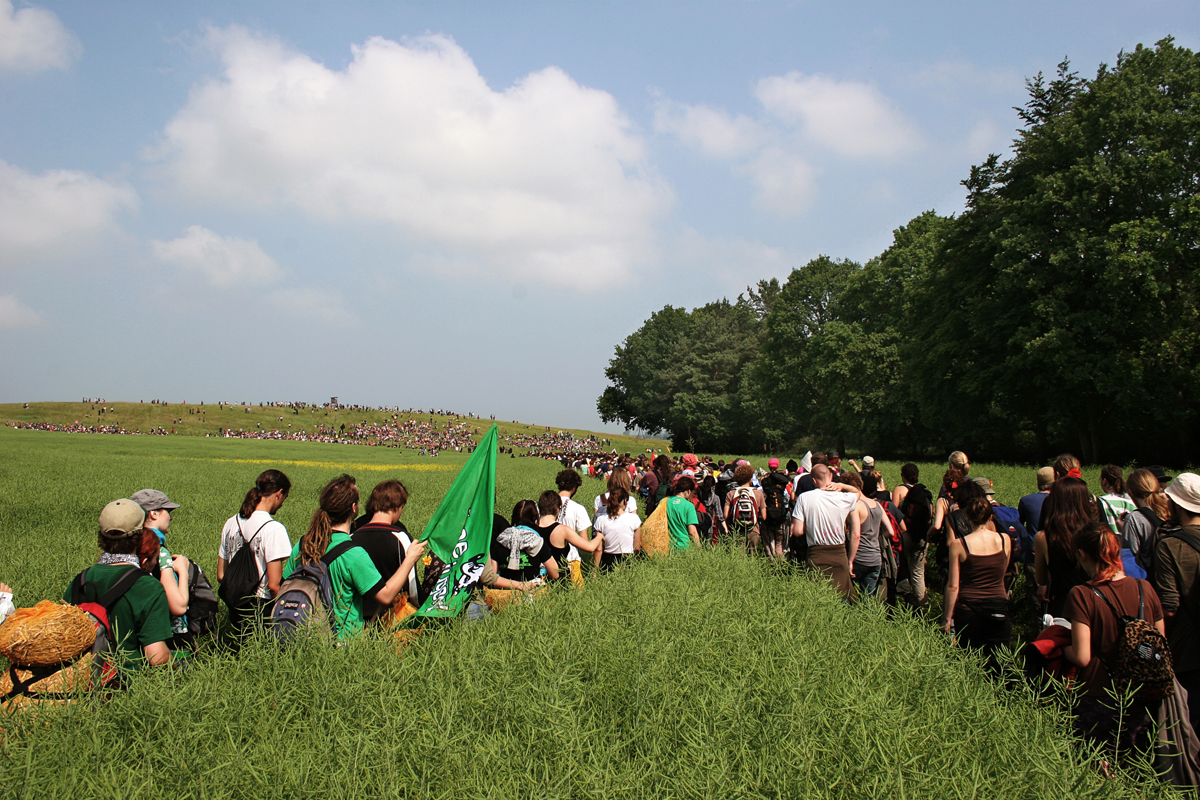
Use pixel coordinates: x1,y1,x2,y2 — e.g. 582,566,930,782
724,463,765,553
217,469,293,633
280,474,426,637
1124,468,1169,563
1063,521,1168,759
1034,476,1101,618
941,481,1012,671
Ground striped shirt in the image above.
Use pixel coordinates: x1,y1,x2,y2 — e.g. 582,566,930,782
1099,493,1136,535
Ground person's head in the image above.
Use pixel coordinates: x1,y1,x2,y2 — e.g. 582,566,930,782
240,469,292,519
1073,520,1122,581
97,498,145,555
869,469,885,491
861,456,875,471
942,467,965,493
948,450,970,475
129,488,179,534
1036,466,1055,492
682,453,699,470
1053,453,1082,480
1127,468,1169,520
768,458,780,472
811,464,832,488
606,486,629,517
653,454,671,474
733,463,754,486
607,467,633,496
300,474,358,564
366,479,408,517
673,476,697,497
900,463,919,485
1099,465,1125,496
538,490,562,519
972,477,995,501
958,481,993,529
1165,473,1200,525
555,469,582,495
1043,476,1098,554
812,452,828,467
826,450,841,468
511,499,539,527
785,459,798,474
841,471,863,491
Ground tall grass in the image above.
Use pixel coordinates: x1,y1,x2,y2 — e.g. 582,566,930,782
0,548,1170,798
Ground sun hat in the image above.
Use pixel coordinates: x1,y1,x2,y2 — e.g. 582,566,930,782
972,477,995,496
1147,465,1174,486
98,499,145,540
862,456,875,469
768,458,780,469
800,451,812,472
1165,473,1200,514
129,488,179,512
682,453,699,467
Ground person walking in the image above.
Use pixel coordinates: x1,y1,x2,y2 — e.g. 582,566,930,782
790,465,862,601
217,469,293,633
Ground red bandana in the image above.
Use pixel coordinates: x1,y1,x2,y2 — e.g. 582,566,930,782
1066,468,1082,479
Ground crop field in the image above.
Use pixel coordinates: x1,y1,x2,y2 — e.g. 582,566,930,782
0,427,1177,797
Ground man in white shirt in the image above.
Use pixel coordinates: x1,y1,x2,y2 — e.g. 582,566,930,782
555,469,591,563
791,465,862,601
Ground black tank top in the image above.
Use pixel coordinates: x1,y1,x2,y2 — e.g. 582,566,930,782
535,522,569,581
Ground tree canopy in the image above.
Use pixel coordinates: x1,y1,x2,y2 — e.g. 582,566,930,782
599,39,1200,463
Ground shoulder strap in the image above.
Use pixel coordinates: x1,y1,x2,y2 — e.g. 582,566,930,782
1136,579,1145,621
321,540,359,566
1168,529,1200,556
99,565,146,608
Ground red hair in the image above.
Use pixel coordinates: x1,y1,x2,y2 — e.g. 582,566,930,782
1072,520,1122,582
137,528,160,572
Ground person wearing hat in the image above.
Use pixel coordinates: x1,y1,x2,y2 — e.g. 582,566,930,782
131,489,193,652
1152,473,1200,732
62,499,173,670
760,458,793,559
1018,467,1055,568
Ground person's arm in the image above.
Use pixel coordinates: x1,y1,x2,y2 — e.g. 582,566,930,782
1153,540,1180,622
942,541,963,632
846,505,861,573
543,556,560,580
487,557,534,591
757,490,766,520
846,459,860,473
374,540,428,606
265,559,285,596
216,556,227,582
160,555,190,616
791,514,805,542
144,640,172,666
1064,620,1091,667
687,524,700,546
892,484,908,508
564,525,604,554
932,497,947,535
633,520,643,554
1033,531,1049,602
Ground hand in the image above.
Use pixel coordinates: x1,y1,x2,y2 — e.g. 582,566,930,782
1036,584,1048,603
171,555,188,573
409,539,428,560
848,459,859,469
0,582,10,594
849,565,856,578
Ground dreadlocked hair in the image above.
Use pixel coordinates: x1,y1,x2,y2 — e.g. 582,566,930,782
300,474,358,565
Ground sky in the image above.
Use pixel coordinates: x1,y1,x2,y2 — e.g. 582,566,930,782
0,1,1195,434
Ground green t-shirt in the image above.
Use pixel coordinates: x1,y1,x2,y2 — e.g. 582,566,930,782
282,532,385,637
62,564,172,671
665,496,699,550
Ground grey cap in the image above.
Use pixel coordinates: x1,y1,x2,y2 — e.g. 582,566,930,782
129,488,180,512
972,477,995,496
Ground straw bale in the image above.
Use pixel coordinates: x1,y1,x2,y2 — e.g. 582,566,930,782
0,602,95,667
640,501,670,556
0,659,93,711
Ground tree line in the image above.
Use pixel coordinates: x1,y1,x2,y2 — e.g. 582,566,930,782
598,39,1200,465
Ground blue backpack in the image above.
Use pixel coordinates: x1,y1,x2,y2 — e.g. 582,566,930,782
268,541,359,643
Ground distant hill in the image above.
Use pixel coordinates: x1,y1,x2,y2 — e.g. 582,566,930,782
0,401,668,455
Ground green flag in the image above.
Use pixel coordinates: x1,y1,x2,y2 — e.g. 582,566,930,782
414,424,497,618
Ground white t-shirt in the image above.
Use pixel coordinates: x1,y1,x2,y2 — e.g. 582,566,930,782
218,510,293,599
792,490,858,547
594,493,638,518
594,510,641,554
557,495,590,562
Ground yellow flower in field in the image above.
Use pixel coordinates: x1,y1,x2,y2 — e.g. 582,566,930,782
209,458,455,472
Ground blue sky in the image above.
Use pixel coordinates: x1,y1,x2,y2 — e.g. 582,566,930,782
1,1,1195,432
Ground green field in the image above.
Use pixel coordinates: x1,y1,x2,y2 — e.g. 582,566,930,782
0,427,1178,797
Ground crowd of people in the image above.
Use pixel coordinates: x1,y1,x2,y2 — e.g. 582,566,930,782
3,441,1199,782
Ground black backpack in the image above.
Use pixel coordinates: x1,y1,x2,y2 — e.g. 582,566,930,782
899,484,934,540
218,520,270,611
187,560,219,637
763,478,789,523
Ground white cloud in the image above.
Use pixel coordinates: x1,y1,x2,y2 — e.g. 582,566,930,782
0,0,79,74
149,27,672,290
151,225,282,288
0,293,41,330
745,147,817,217
755,72,920,158
654,101,764,159
0,159,137,270
269,286,353,327
669,227,792,291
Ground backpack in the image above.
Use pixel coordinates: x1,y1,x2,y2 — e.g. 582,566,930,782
68,565,146,689
730,487,758,526
990,505,1022,591
268,541,360,643
1089,581,1174,702
218,519,270,611
899,483,934,540
186,560,219,637
763,478,789,523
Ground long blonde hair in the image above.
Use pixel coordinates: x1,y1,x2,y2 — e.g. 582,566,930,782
1127,468,1169,520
